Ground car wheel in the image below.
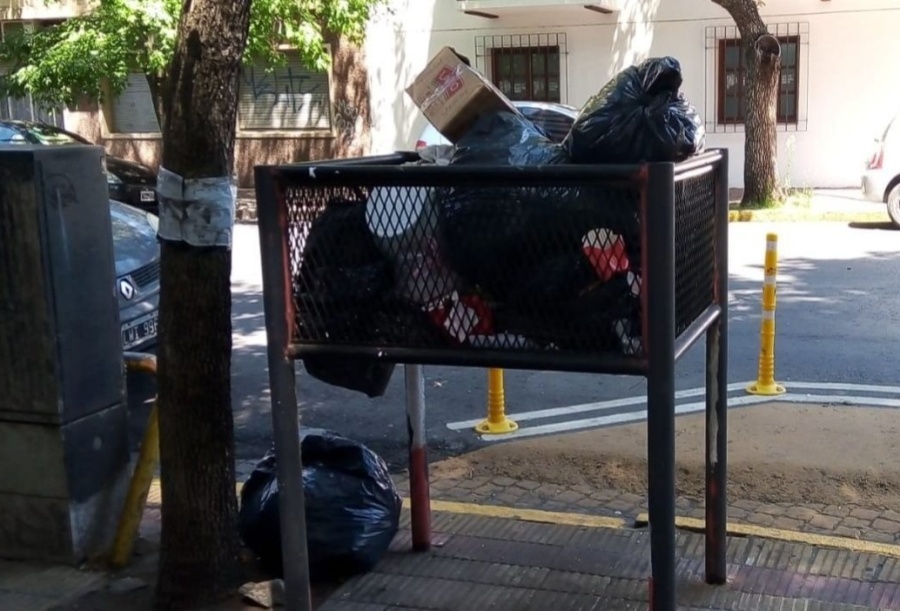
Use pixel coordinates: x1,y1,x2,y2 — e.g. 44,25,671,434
887,184,900,229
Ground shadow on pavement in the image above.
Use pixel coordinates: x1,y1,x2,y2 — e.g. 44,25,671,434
848,221,897,231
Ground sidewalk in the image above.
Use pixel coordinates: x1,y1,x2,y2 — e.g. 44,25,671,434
322,505,899,610
9,469,900,610
7,399,900,609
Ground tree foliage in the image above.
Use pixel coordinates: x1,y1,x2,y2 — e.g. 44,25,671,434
0,0,386,115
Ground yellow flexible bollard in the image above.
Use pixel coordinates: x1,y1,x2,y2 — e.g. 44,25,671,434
475,368,518,435
747,233,786,396
110,352,160,568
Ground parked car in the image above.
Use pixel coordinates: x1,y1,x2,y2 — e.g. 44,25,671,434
414,101,580,149
862,111,900,227
0,120,159,214
111,200,160,352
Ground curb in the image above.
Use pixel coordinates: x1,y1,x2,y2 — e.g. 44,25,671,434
728,208,890,223
633,512,900,559
146,477,900,561
401,498,628,530
415,498,900,559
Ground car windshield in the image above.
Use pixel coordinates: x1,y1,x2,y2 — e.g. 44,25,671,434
27,124,83,145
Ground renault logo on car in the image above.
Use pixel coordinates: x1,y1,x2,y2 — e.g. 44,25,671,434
119,278,136,301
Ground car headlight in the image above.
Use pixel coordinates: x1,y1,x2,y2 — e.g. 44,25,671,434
107,172,123,185
146,211,159,232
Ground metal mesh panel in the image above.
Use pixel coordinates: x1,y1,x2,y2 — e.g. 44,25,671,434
285,176,643,358
272,155,722,371
674,170,717,336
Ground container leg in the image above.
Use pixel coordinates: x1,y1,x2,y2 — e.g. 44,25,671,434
406,364,431,552
707,149,730,585
647,373,677,611
705,320,728,584
645,162,677,611
271,359,313,611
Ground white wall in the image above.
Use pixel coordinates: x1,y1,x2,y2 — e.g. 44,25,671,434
365,0,900,188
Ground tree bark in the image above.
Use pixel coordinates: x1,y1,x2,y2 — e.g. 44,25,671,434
712,0,782,206
154,0,252,608
146,73,167,133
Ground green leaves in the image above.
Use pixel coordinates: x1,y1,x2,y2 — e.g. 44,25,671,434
0,0,385,108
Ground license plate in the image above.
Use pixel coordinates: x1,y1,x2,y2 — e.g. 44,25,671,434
140,189,156,202
122,311,159,350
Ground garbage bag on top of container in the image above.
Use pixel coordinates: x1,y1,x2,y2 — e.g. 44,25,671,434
450,110,569,166
563,56,705,164
436,110,572,301
238,429,403,582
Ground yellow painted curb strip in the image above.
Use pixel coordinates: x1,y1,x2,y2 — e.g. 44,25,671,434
728,209,889,223
635,513,900,559
404,498,627,530
149,477,626,530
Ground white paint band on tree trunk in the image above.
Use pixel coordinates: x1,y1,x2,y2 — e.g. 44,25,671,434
156,166,237,248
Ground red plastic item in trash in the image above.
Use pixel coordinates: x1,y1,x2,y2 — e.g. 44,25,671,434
582,228,631,281
426,291,494,344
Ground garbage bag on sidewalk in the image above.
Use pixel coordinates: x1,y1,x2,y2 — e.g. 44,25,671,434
563,56,705,164
238,429,402,582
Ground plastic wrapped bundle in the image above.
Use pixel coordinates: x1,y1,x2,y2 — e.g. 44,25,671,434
238,430,403,582
563,56,705,164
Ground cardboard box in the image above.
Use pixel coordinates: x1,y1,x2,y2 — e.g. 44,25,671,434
406,47,520,143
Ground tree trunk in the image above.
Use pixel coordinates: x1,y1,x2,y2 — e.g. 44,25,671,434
146,73,168,133
712,0,782,206
154,0,252,608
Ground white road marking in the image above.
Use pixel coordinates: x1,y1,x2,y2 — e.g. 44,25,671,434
448,380,900,432
779,381,900,394
446,381,751,430
476,392,900,442
444,380,900,441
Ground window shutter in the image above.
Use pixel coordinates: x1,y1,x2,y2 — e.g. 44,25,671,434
238,53,331,131
111,74,161,133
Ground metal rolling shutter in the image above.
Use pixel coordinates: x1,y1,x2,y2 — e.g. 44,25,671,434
238,53,331,131
111,74,161,133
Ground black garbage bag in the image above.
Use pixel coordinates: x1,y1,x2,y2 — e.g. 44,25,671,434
238,429,403,582
437,183,639,302
303,356,394,398
451,110,569,166
295,198,397,396
435,111,573,300
563,56,705,164
503,271,641,352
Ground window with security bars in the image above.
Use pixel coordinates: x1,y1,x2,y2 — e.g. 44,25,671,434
718,36,800,125
490,46,561,103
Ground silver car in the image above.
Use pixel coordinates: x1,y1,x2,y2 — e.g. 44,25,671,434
862,111,900,227
111,199,160,351
414,100,580,149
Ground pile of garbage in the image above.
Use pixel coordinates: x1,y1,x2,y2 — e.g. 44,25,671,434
296,50,705,397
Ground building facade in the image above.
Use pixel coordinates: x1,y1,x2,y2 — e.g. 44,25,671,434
0,0,373,186
364,0,900,189
3,0,899,189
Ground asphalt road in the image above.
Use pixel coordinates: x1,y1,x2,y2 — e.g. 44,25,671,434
127,219,900,471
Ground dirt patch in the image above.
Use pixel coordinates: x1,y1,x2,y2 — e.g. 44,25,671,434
432,403,900,508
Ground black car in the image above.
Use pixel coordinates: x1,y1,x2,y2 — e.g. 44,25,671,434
0,120,158,214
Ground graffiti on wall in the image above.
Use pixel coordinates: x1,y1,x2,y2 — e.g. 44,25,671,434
332,98,362,146
242,66,323,113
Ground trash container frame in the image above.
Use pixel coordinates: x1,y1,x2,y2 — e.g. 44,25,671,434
254,148,730,611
